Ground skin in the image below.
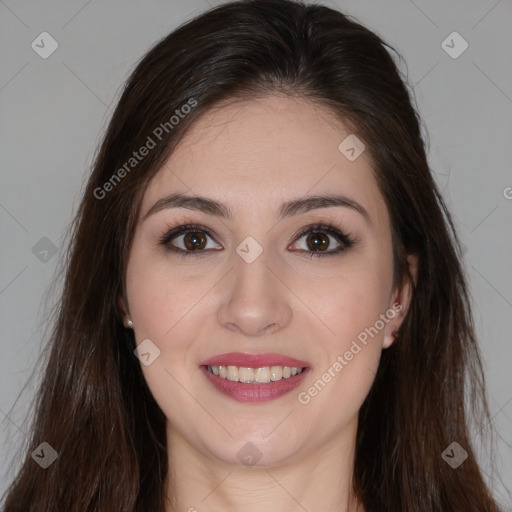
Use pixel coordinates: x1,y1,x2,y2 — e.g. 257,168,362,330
120,95,417,512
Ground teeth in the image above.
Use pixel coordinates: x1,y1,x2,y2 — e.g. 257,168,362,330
227,366,238,381
270,366,282,381
255,366,270,383
238,366,255,383
206,365,304,384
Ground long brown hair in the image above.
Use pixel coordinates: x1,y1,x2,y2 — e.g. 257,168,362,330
2,1,505,510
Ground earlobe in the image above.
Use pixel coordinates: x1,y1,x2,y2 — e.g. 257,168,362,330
382,325,400,349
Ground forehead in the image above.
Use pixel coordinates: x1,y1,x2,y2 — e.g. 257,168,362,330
140,95,387,226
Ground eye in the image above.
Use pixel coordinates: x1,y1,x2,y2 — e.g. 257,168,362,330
288,222,358,259
159,224,221,257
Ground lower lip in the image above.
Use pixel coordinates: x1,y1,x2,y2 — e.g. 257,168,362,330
200,366,310,403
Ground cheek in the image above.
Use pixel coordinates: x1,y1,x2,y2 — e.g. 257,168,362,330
125,241,195,341
125,250,205,429
297,279,389,425
125,243,213,384
294,253,392,405
292,251,393,349
126,271,170,339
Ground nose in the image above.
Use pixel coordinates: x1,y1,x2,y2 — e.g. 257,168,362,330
217,248,293,338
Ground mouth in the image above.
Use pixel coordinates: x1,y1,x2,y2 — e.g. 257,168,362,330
199,352,311,403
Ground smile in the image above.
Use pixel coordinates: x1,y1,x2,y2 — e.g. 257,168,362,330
199,352,311,403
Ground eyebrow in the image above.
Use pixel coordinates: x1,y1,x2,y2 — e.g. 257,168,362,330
142,192,371,225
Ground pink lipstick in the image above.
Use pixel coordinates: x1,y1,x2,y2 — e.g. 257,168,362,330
199,352,311,403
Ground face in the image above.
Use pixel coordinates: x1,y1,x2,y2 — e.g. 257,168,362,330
121,95,412,468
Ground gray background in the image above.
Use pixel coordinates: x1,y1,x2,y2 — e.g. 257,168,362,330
1,0,511,505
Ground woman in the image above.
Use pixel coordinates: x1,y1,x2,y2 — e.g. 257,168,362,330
1,0,505,510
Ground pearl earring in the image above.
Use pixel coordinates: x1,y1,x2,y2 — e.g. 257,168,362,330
127,320,134,328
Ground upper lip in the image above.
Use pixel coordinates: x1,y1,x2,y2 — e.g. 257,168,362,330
199,352,311,368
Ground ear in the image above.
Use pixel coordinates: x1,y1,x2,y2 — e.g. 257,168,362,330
383,253,418,349
118,295,132,328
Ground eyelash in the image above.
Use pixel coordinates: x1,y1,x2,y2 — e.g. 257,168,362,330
157,222,359,259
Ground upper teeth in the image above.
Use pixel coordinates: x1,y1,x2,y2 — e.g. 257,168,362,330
206,365,304,384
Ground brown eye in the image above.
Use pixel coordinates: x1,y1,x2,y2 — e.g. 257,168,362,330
305,232,330,252
289,222,357,259
183,231,207,251
293,229,342,253
159,224,222,257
